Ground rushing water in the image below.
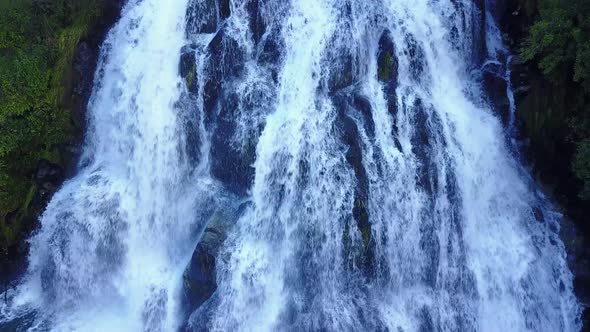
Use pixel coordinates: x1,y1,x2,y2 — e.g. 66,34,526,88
0,0,583,331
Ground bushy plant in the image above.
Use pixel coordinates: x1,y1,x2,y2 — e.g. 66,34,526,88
0,0,110,247
522,0,590,200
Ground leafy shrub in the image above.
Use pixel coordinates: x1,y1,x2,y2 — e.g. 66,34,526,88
0,0,109,247
521,0,590,200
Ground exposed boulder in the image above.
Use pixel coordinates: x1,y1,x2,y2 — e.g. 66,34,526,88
209,93,258,194
327,52,355,94
246,0,266,45
257,27,284,83
377,30,399,118
186,0,219,35
181,210,236,321
179,45,198,93
404,34,428,83
332,95,375,276
202,28,245,124
185,0,232,37
481,61,510,126
508,55,530,98
377,31,397,83
219,0,231,19
34,160,65,197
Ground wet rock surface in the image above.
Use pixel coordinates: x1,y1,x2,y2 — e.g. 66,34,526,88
182,216,229,318
481,61,510,126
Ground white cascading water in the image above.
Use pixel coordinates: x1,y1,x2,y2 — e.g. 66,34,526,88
0,0,583,331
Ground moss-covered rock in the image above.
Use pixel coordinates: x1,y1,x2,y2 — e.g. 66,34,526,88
0,0,122,285
377,30,397,83
180,45,198,93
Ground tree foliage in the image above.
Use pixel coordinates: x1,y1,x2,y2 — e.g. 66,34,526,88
522,0,590,200
0,0,108,245
522,0,590,88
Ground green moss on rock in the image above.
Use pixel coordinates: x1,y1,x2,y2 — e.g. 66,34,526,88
378,52,395,82
0,0,118,249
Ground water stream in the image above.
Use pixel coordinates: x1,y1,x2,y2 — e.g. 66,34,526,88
0,0,582,331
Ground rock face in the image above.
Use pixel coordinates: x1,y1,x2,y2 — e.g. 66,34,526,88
481,61,510,126
34,160,65,199
180,45,198,93
377,30,398,117
182,216,228,316
1,159,66,294
180,2,284,194
70,0,124,142
185,0,231,36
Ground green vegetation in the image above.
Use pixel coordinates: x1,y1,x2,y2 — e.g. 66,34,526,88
520,0,590,200
377,52,395,82
0,0,114,248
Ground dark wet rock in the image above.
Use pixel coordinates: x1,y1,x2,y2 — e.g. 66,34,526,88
411,98,443,196
324,27,359,94
332,96,375,275
335,100,368,204
472,0,485,18
377,30,399,119
203,28,245,124
377,30,398,84
258,32,282,65
186,0,218,35
1,160,65,298
182,214,230,319
210,93,257,193
404,34,428,83
327,52,355,94
420,219,440,288
414,115,442,289
246,0,265,45
219,0,231,19
180,45,198,93
207,28,245,81
351,94,376,140
257,27,285,83
35,160,65,195
1,233,30,298
73,42,95,96
69,39,98,136
481,62,510,126
508,55,531,98
185,0,233,37
472,1,487,66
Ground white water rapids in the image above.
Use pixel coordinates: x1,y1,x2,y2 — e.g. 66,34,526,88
0,0,583,331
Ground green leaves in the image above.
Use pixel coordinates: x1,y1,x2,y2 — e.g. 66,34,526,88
0,0,100,217
521,0,590,88
519,0,590,201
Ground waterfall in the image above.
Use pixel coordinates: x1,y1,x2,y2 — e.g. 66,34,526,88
0,0,582,331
